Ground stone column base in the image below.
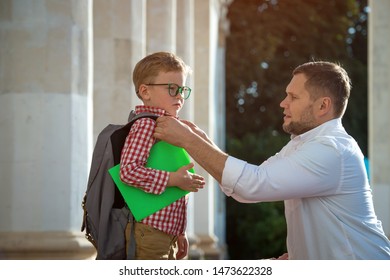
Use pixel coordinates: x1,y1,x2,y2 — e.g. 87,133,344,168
189,235,226,260
0,231,97,260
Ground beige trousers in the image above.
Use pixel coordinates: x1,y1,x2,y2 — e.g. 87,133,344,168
126,222,178,260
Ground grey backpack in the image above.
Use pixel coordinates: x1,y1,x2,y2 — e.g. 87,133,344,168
81,110,158,259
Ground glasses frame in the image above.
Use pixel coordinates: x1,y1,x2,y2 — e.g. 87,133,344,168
146,83,191,100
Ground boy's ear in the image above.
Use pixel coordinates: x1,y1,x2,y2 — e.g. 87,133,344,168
138,84,150,100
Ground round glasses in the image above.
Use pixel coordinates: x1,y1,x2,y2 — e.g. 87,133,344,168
146,83,191,100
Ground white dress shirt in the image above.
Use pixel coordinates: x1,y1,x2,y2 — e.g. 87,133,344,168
221,118,390,259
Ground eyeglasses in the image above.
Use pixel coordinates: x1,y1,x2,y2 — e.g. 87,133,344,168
146,83,191,100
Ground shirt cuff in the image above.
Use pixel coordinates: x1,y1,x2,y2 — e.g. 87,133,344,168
220,156,247,195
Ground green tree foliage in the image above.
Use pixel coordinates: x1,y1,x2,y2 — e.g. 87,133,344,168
225,0,367,259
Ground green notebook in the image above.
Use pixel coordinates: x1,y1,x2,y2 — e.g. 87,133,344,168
108,141,193,221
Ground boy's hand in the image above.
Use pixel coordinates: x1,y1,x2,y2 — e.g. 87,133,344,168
176,234,189,260
168,163,205,192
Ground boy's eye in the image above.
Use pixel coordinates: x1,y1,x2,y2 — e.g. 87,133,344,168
168,84,179,95
169,84,179,92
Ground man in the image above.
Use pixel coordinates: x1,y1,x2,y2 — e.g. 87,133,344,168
154,61,390,259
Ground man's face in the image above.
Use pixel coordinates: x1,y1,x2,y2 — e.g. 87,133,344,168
280,73,318,135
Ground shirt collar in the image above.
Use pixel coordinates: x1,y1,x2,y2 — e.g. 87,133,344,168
134,105,179,119
291,118,342,142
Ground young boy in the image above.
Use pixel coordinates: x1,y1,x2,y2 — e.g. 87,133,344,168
120,52,205,260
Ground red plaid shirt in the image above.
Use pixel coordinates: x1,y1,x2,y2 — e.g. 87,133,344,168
120,105,187,235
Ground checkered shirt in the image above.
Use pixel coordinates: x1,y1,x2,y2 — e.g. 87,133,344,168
120,105,187,235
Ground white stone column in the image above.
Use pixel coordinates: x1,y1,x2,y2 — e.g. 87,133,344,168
129,0,147,106
176,0,195,108
175,0,201,258
146,0,176,53
191,0,225,259
0,0,94,259
368,0,390,236
93,0,141,142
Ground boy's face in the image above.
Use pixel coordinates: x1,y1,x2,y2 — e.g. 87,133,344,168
141,71,187,117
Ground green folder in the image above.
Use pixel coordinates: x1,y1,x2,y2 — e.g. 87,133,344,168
108,141,193,221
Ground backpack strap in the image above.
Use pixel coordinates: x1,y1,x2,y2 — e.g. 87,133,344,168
124,206,136,259
127,110,136,122
128,110,158,122
110,111,159,165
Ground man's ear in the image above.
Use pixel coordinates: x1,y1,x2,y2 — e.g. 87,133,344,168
318,97,332,115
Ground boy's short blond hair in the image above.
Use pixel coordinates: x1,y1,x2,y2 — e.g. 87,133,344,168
132,52,192,99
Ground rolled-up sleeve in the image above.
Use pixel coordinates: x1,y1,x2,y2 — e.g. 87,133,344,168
220,156,247,196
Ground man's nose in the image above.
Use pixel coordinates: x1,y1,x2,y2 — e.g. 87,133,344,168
280,97,288,108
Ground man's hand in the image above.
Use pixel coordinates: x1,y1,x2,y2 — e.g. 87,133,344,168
154,116,192,148
155,116,228,184
268,253,289,260
180,120,214,145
